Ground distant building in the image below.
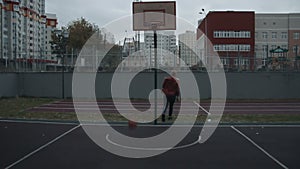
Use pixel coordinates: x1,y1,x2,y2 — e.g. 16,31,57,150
144,31,177,67
0,0,56,71
178,30,197,66
255,13,300,69
197,11,300,71
45,13,58,62
197,11,255,71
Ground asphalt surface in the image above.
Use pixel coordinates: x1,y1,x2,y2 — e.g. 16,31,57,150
1,120,299,169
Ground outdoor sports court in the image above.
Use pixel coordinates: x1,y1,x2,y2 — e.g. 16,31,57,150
1,100,300,169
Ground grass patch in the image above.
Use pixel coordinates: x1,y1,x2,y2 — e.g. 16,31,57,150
220,114,300,124
0,97,57,119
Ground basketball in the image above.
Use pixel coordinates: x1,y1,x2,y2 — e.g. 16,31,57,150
128,120,137,129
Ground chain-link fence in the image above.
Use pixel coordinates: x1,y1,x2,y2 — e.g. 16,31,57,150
1,53,300,73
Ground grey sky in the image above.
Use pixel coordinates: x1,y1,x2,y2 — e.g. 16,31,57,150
46,0,300,29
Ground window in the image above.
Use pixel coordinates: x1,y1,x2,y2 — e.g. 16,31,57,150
221,58,229,65
282,45,288,49
281,32,288,39
272,32,277,39
293,45,299,54
214,31,218,38
213,31,251,38
262,32,268,39
262,45,268,57
294,32,300,40
241,58,250,65
271,45,277,50
245,32,251,38
213,44,251,52
234,59,239,66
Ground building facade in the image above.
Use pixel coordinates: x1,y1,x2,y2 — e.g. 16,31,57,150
0,0,56,71
197,11,300,71
144,31,177,67
45,13,57,62
289,14,300,70
178,30,198,66
197,11,255,71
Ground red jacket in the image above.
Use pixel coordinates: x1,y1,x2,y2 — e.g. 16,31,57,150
162,77,180,96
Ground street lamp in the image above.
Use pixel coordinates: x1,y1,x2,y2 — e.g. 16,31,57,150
199,9,208,70
53,29,69,99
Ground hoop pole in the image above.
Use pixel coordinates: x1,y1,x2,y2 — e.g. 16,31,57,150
154,29,158,125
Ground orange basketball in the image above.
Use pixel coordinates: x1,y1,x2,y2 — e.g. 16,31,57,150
128,120,137,129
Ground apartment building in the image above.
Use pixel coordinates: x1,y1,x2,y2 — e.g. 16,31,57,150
0,0,56,71
45,13,57,62
178,30,197,66
144,31,177,67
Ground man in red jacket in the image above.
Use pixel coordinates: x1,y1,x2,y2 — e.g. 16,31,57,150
161,71,180,122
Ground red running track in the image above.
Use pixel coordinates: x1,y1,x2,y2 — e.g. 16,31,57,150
26,100,300,115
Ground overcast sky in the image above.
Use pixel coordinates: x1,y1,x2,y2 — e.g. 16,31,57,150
46,0,300,29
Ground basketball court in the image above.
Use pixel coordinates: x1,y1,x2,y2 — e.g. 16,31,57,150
1,1,299,168
1,119,299,169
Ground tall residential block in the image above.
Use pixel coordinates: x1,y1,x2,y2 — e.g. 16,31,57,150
144,31,177,67
178,30,197,66
0,0,57,71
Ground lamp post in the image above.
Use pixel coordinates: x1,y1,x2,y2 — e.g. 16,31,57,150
199,9,208,71
54,29,69,99
62,31,69,99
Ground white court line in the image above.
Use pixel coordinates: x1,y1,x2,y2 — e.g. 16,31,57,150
32,107,165,111
106,134,201,151
234,124,300,128
32,107,300,113
199,106,300,109
59,101,197,105
61,101,300,105
0,119,78,126
82,123,300,128
42,104,190,108
193,101,211,115
41,103,300,109
2,119,300,128
4,125,81,169
222,109,299,112
231,126,289,169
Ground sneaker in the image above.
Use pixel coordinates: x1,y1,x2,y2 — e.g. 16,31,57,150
162,114,166,122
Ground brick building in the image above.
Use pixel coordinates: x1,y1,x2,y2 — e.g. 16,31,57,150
197,11,255,71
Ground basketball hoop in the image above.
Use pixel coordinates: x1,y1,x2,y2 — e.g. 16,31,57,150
132,1,176,125
144,21,162,30
133,1,176,31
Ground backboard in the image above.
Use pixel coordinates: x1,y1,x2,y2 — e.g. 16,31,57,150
133,1,176,31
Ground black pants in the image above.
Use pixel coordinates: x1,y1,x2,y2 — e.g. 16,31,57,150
163,95,176,116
